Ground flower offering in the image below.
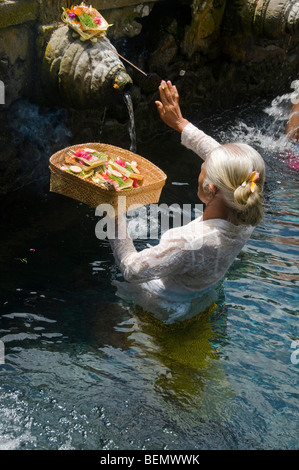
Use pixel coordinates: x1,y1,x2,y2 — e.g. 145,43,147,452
55,147,144,191
61,3,112,42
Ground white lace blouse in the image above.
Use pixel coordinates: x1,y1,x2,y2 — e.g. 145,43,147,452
108,123,255,323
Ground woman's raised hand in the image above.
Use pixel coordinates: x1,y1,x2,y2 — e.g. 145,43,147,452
155,80,189,133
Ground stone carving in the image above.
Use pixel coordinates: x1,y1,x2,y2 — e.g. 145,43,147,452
42,25,132,109
223,0,299,38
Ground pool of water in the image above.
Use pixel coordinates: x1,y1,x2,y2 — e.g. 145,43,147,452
0,95,298,450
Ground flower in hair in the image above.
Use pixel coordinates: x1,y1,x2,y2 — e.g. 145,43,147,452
241,171,260,192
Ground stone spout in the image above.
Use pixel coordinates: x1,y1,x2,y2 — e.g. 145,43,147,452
246,0,299,38
42,25,132,109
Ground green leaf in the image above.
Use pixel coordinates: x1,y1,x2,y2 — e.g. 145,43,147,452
80,13,97,28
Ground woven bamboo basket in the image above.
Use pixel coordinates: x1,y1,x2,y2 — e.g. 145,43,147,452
49,143,167,213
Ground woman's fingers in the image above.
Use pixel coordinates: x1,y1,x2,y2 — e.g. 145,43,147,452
156,80,188,132
159,80,177,105
172,85,179,103
159,82,169,107
162,81,175,103
155,100,164,116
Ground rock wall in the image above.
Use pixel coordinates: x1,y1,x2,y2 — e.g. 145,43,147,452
1,0,297,108
0,0,298,192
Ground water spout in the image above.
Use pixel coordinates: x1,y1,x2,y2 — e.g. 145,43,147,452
42,26,133,109
124,91,137,153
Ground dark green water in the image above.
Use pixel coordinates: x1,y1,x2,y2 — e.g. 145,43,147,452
0,97,298,450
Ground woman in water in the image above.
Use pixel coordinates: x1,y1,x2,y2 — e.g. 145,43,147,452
285,79,299,143
108,80,266,323
284,79,299,169
286,100,299,142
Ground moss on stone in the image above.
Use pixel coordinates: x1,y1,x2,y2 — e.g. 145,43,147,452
0,0,38,29
182,0,226,57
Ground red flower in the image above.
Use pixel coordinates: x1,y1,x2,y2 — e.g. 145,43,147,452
115,158,126,167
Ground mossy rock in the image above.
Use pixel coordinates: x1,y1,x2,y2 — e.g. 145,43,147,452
0,0,38,29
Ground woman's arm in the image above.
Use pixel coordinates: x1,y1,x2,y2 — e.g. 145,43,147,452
155,80,220,160
109,215,189,283
181,122,220,161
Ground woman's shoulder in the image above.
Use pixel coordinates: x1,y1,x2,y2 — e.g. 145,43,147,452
201,217,255,237
159,216,254,249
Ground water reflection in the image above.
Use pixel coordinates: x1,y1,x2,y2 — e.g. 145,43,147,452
129,305,219,400
91,296,235,430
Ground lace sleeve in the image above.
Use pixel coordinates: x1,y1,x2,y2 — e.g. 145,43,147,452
181,122,220,160
109,223,190,283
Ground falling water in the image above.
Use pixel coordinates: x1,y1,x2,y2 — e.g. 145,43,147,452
124,91,137,153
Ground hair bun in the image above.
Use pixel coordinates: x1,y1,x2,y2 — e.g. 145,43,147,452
234,182,260,209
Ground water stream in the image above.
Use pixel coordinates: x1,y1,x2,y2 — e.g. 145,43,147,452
124,91,137,153
0,90,298,450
